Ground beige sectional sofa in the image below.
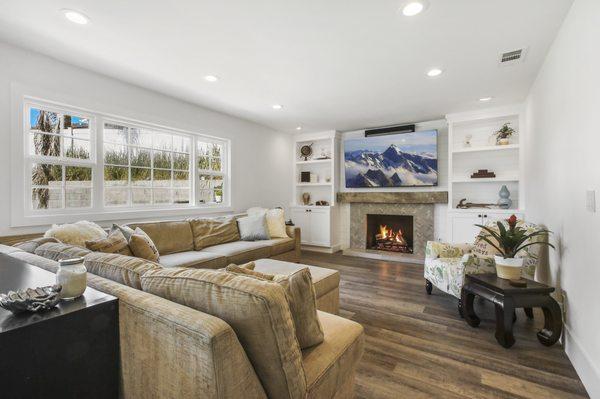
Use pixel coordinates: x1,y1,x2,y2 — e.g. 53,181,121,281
0,238,362,398
126,218,302,268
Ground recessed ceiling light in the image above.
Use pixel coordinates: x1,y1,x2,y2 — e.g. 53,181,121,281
479,97,493,102
204,75,219,82
62,9,90,25
296,126,302,131
426,68,443,77
272,104,283,110
402,1,426,17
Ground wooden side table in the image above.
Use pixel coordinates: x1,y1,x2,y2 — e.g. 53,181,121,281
0,254,119,398
461,273,562,348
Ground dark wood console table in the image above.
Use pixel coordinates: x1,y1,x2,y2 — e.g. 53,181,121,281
0,254,119,398
461,273,562,348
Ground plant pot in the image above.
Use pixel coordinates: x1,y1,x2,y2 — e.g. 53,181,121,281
494,256,523,280
497,138,510,145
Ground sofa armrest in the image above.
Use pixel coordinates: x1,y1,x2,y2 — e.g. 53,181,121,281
425,241,472,260
86,273,267,399
461,253,496,275
286,226,301,262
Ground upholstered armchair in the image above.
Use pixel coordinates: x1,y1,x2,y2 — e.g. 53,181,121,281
424,220,547,316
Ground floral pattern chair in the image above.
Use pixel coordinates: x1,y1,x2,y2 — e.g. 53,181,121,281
424,219,547,316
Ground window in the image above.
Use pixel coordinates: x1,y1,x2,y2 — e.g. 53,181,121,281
27,106,94,210
18,98,230,224
196,140,226,204
103,122,192,207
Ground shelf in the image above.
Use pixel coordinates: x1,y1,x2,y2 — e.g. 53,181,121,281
296,159,333,165
452,177,519,183
296,182,332,186
452,144,519,154
450,208,524,214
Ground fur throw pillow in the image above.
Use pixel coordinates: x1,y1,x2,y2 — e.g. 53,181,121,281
44,221,107,248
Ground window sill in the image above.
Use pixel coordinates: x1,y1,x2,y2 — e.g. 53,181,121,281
11,205,233,228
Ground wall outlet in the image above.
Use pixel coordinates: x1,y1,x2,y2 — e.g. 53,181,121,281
586,190,596,212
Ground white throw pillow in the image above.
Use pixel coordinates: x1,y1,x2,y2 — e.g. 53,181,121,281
247,208,288,238
44,220,107,248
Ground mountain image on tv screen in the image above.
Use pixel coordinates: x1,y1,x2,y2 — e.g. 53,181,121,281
344,130,438,188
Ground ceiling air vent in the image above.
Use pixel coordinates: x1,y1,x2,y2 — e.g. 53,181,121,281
499,48,527,65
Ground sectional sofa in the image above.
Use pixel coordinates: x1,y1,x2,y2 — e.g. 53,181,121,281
0,219,363,398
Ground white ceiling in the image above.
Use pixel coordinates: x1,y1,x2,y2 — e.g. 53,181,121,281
0,0,573,133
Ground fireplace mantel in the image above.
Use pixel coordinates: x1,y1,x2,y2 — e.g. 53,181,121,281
337,191,448,204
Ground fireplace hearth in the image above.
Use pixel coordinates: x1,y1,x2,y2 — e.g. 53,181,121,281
366,214,413,254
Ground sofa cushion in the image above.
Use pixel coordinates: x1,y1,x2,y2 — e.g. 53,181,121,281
84,252,162,289
126,221,194,255
304,311,364,399
44,220,107,248
188,216,240,250
14,237,60,253
247,208,288,238
34,242,92,261
254,259,340,298
10,251,60,273
201,241,271,264
159,251,227,269
263,238,295,256
85,229,133,256
129,228,161,262
140,268,307,399
237,214,270,241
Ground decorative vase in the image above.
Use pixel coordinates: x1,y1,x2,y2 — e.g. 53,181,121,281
497,185,512,209
494,256,523,280
302,192,311,206
56,258,87,300
497,138,510,145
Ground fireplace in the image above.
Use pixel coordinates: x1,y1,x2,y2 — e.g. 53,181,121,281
366,214,414,253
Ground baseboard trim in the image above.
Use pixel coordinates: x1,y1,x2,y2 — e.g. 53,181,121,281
301,245,341,254
564,325,599,398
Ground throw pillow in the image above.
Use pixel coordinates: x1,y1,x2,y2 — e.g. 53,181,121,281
84,252,161,289
44,220,107,248
129,228,160,262
14,237,60,254
85,229,133,256
237,214,270,241
110,224,135,241
247,208,288,238
34,242,92,261
472,228,501,257
140,268,306,399
188,217,240,250
223,266,324,349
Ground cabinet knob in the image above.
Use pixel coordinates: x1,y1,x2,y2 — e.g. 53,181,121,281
478,214,482,218
483,214,488,218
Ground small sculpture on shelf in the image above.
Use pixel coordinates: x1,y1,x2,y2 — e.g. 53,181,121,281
456,199,495,209
299,143,313,161
302,192,311,205
471,169,496,179
497,185,512,209
315,200,329,206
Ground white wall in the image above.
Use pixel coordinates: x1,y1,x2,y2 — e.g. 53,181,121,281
338,119,449,248
524,0,599,396
0,41,293,237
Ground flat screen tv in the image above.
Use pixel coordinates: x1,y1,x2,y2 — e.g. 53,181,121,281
344,130,438,188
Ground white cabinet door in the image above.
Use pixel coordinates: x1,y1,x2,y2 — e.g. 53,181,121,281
308,208,331,247
291,208,311,244
451,213,483,244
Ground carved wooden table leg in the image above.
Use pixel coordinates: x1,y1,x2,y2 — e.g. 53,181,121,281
494,297,516,348
524,307,534,319
425,279,432,295
537,296,562,346
461,287,480,327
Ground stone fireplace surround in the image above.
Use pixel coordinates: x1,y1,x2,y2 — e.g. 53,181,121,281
337,191,447,264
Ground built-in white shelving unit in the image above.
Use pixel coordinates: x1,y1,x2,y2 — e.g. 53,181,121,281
445,105,526,243
291,131,340,251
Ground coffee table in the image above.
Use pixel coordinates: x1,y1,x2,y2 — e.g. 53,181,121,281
461,273,562,348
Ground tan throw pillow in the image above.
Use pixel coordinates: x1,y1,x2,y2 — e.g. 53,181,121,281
110,224,135,241
85,230,133,256
84,252,161,289
140,268,306,399
224,266,324,349
129,228,160,262
225,264,274,280
188,217,240,250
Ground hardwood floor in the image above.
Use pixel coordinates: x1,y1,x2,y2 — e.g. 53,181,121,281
301,251,589,399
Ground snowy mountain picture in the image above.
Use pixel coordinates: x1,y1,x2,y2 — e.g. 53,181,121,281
344,130,438,188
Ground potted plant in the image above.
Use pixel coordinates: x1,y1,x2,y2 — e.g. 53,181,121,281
476,215,554,280
494,123,515,145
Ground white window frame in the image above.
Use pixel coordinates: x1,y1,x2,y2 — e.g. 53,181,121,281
195,136,229,206
11,92,232,228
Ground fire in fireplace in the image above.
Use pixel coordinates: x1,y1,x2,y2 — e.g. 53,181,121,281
366,214,414,253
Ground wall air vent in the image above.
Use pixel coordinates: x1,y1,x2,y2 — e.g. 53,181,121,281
499,48,527,65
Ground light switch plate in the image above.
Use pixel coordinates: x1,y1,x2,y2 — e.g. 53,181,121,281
586,190,596,212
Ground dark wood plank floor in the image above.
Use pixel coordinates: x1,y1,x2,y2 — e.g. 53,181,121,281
301,251,589,399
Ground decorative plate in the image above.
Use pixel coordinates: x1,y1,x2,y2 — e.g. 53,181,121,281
0,285,62,314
